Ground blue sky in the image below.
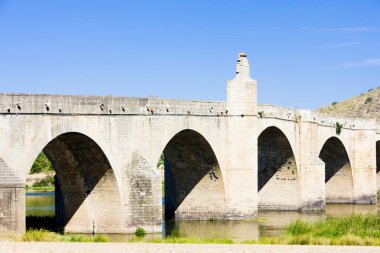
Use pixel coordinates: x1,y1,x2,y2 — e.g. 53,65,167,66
0,0,379,109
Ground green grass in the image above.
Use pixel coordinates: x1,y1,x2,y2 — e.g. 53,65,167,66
245,213,380,246
7,213,380,246
129,236,234,244
26,186,55,191
21,229,110,242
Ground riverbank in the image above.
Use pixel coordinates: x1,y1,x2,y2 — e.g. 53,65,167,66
0,242,379,253
26,186,55,192
14,213,380,246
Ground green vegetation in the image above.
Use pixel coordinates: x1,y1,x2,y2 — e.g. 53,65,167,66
128,213,380,246
247,213,380,246
335,122,343,135
20,229,109,242
30,152,54,174
365,96,373,104
157,153,164,168
25,186,55,191
32,175,54,187
129,236,234,244
135,227,146,237
332,101,338,105
7,213,380,246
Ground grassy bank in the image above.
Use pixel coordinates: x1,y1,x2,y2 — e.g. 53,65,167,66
245,213,380,246
0,229,110,243
130,213,380,246
5,213,380,245
26,186,55,191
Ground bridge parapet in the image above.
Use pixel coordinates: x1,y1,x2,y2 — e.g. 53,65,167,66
0,94,227,116
306,111,377,130
258,104,297,121
258,104,376,130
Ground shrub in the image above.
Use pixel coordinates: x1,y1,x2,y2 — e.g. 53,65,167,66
335,122,343,135
135,227,146,237
30,152,54,174
22,229,59,242
365,97,373,104
332,102,338,105
32,175,54,187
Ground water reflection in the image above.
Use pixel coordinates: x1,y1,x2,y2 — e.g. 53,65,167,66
26,191,55,217
26,191,380,242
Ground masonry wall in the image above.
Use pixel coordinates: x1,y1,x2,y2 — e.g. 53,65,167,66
0,93,378,235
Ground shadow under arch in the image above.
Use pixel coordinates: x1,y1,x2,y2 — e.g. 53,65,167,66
29,132,124,233
159,129,226,221
258,126,300,210
319,137,354,203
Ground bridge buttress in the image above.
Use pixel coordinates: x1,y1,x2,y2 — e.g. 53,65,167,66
224,52,258,218
0,159,25,235
350,129,377,204
296,120,325,210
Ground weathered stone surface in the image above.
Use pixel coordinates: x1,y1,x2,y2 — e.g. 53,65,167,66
0,53,378,235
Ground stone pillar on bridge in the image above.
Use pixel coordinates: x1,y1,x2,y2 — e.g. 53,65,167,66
225,52,258,218
296,118,325,210
0,158,25,235
351,129,377,204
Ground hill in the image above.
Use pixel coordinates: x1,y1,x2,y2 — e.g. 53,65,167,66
316,87,380,123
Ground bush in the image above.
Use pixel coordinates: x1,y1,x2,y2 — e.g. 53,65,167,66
135,227,146,237
30,152,54,174
332,102,338,105
365,97,373,104
32,176,54,187
335,122,343,135
22,229,59,242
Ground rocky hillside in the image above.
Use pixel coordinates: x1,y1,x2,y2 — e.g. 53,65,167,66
316,87,380,123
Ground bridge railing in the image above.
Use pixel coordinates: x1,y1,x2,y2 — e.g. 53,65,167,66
0,93,227,116
258,104,377,130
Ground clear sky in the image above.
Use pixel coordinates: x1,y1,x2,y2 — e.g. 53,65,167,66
0,0,379,109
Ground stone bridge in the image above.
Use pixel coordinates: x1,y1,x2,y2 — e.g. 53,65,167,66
0,53,378,235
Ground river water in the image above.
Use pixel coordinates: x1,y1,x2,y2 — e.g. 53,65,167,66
26,191,380,242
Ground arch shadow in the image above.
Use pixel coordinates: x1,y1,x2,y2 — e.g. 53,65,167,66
319,137,354,203
258,126,299,210
159,129,226,221
27,132,123,233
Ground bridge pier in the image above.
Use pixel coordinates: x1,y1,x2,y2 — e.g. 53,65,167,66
297,121,325,210
0,184,25,235
0,158,25,235
0,52,378,236
351,130,377,204
225,52,258,219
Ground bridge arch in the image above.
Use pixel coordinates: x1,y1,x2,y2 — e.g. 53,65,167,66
258,126,300,210
158,129,226,220
26,132,124,233
319,137,354,203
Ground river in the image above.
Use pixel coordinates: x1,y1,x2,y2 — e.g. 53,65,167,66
26,191,380,242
